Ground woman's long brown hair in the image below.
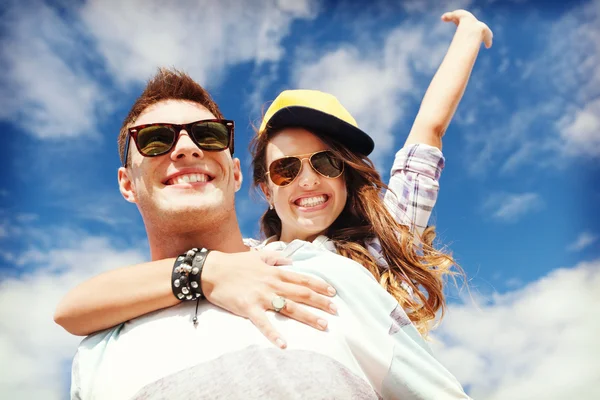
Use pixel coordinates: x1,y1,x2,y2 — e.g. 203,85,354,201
251,131,461,334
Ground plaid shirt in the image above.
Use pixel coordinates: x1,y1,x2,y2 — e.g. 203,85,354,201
384,143,444,236
367,143,444,271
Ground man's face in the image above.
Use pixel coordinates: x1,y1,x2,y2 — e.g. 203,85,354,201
118,99,242,231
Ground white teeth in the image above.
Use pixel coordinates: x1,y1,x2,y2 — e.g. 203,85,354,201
168,173,210,185
297,195,327,207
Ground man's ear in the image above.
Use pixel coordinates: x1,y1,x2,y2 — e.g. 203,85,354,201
232,158,243,192
118,167,137,203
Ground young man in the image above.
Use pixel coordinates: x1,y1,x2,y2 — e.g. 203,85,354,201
70,70,346,399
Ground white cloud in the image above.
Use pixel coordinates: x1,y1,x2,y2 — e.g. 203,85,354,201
462,99,563,176
557,98,600,157
0,230,146,399
484,192,543,222
400,0,473,14
292,22,456,161
80,0,318,87
444,0,600,178
58,190,143,230
245,62,282,117
0,2,108,139
14,213,38,223
549,0,600,158
433,259,600,399
460,0,600,176
0,0,318,139
568,232,598,252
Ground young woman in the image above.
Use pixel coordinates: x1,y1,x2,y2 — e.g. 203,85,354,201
56,9,491,347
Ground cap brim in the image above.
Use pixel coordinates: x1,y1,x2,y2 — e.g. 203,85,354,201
264,106,374,156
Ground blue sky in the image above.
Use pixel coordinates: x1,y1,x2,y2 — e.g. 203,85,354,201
1,0,599,398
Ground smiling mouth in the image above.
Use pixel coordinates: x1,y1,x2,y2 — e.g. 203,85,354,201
165,173,213,185
294,194,329,208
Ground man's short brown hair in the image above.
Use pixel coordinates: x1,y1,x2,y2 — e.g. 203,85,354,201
118,68,225,166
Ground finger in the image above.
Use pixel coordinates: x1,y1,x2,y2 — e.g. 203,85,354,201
484,36,492,49
247,308,287,349
258,251,293,266
273,257,293,266
277,282,338,315
278,270,337,297
278,299,329,331
483,27,493,48
441,13,457,24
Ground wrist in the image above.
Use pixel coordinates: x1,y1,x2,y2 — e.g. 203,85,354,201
200,250,223,298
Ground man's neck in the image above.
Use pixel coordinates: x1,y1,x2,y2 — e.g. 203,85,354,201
146,217,248,260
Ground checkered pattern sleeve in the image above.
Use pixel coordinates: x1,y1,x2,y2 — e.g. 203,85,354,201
365,144,444,278
383,143,444,236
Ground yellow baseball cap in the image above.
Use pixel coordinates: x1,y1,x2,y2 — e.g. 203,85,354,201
258,90,374,155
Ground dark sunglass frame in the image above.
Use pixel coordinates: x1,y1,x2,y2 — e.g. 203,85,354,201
266,150,344,187
122,119,235,167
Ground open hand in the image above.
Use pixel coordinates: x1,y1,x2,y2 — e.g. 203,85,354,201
201,250,338,349
442,9,493,49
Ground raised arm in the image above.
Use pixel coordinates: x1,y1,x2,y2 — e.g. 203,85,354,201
54,250,338,348
382,10,492,234
405,9,493,150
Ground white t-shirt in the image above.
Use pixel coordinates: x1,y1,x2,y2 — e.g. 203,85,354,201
71,239,469,400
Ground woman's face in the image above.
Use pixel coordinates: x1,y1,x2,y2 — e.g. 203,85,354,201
262,128,347,243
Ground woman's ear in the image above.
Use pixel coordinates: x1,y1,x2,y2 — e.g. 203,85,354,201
259,182,271,203
259,182,276,210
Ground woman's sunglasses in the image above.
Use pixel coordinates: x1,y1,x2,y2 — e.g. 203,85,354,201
266,150,344,187
123,119,234,166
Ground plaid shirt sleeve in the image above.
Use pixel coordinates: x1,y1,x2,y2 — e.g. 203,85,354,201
383,143,445,236
365,144,445,281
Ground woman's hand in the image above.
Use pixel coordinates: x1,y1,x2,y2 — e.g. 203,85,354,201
442,9,493,48
201,250,338,349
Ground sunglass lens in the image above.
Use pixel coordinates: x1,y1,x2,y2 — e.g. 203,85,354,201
136,126,176,156
270,157,301,186
191,122,230,150
311,151,343,177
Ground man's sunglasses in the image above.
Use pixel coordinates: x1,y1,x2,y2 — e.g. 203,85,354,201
266,150,344,187
123,119,234,166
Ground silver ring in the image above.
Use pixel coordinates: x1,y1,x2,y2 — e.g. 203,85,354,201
271,296,286,313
